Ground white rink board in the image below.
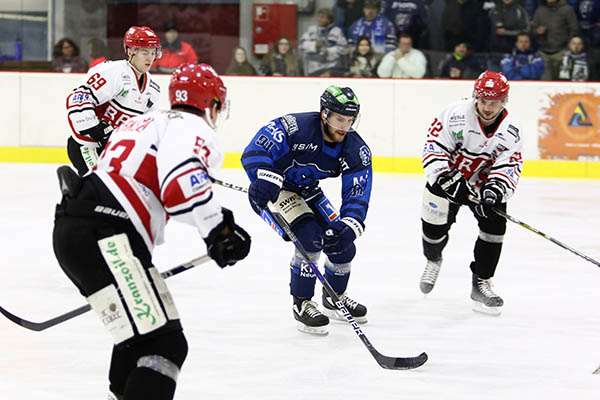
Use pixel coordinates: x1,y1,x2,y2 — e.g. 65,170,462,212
2,71,600,161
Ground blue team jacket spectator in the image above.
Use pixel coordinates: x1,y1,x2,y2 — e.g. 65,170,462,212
501,48,545,80
568,0,600,47
348,14,397,55
383,0,429,44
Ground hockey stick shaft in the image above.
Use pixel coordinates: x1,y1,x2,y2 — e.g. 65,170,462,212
491,206,600,268
267,203,427,370
0,254,212,332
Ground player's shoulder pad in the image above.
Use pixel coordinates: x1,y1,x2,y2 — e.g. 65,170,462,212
149,78,160,93
277,112,319,136
343,132,372,169
498,112,523,144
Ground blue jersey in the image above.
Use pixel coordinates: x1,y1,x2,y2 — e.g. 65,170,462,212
241,112,372,225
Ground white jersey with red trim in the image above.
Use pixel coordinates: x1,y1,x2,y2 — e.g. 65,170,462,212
422,98,524,200
66,60,160,145
94,110,224,252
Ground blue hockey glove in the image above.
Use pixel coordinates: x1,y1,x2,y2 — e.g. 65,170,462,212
474,181,504,218
204,208,251,268
323,217,364,256
435,170,476,205
248,169,283,210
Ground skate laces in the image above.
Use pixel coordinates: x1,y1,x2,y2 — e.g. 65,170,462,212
476,278,498,298
421,259,441,284
302,301,323,318
339,294,358,310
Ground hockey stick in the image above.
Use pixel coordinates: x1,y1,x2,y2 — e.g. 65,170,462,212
0,254,212,332
491,206,600,268
267,203,428,370
470,196,600,268
211,178,428,369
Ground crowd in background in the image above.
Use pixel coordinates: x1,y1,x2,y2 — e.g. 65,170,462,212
51,0,600,81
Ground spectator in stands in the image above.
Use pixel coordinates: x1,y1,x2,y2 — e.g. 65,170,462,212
558,34,589,81
87,38,108,70
225,47,257,75
439,41,484,78
532,0,579,80
441,0,491,52
524,0,542,19
334,0,366,35
152,22,198,73
377,33,427,78
569,0,600,50
500,32,544,79
299,8,348,76
489,0,531,54
347,35,383,77
52,38,88,73
259,36,302,76
382,0,430,48
348,0,397,55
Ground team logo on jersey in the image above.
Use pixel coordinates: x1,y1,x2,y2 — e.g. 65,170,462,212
283,160,335,186
451,130,463,139
540,92,600,159
359,146,371,166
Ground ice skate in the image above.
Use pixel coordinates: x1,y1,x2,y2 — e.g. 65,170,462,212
471,273,504,316
322,291,368,324
293,297,329,335
420,258,442,294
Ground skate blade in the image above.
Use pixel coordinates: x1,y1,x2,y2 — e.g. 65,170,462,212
323,308,368,324
296,322,329,335
472,301,502,316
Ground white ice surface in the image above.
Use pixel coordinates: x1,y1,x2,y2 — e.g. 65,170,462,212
1,163,599,399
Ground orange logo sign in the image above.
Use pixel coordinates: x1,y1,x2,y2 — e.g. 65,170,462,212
538,92,600,160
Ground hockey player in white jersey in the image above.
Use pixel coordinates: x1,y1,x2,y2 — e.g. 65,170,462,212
66,26,162,176
52,63,251,400
419,71,523,315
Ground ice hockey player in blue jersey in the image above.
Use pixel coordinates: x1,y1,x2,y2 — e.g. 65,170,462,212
241,85,372,335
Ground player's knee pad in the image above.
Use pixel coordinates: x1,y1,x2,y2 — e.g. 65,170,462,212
422,233,449,261
89,233,180,344
421,185,450,225
292,218,323,253
290,248,319,298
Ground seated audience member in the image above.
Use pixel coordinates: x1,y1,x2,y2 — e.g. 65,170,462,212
88,38,108,70
225,47,257,75
52,38,88,73
439,41,484,79
153,22,198,73
347,35,383,77
500,32,544,80
259,37,302,76
489,0,531,54
377,33,427,78
558,34,589,81
299,8,348,76
348,0,397,55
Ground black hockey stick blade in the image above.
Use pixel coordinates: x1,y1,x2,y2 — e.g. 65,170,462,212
373,350,428,370
0,254,211,332
0,303,90,332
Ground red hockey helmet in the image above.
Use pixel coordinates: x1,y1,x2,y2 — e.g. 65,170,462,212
123,26,161,57
169,63,227,112
473,71,509,100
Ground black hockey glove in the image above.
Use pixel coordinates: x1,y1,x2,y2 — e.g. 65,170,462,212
204,208,251,268
474,181,505,218
323,217,362,256
80,120,114,148
248,169,283,210
435,170,476,205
